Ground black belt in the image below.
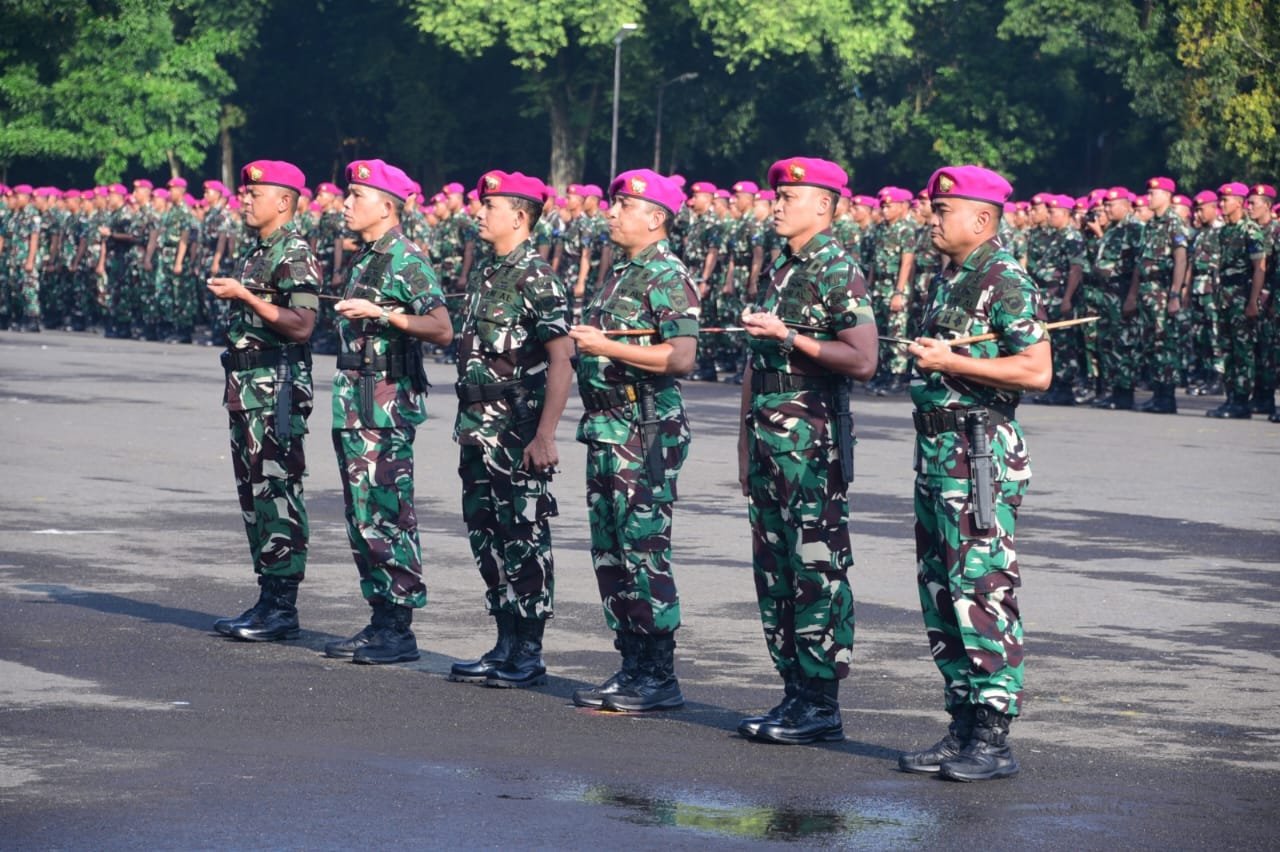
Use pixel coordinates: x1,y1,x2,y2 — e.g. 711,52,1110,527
750,370,838,395
912,405,1012,437
455,371,547,404
580,377,676,412
221,344,311,373
336,344,415,377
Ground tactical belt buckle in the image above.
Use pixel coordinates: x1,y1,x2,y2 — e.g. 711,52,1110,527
624,384,638,403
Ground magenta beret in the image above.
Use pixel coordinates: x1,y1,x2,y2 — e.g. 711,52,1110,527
877,186,913,204
608,169,686,217
168,177,187,189
13,184,33,195
132,178,153,190
1218,182,1249,199
33,186,58,198
154,188,170,200
758,189,776,202
925,166,1013,208
1002,202,1016,214
299,187,313,199
731,180,759,194
689,181,716,194
346,159,415,201
443,182,465,194
109,184,128,196
1104,187,1132,203
714,189,731,199
839,187,853,199
1249,183,1277,199
669,174,686,187
1193,190,1218,206
241,160,307,194
203,180,230,196
581,184,604,199
317,182,341,196
852,194,877,207
228,198,240,210
309,201,322,212
554,196,567,208
1172,194,1191,207
64,189,81,200
467,189,479,201
476,170,548,205
768,157,848,193
1146,176,1175,193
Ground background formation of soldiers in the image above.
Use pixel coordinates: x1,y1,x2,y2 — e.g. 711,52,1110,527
2,173,1279,421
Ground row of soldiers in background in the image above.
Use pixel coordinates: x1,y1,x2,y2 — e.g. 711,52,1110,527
3,172,1279,420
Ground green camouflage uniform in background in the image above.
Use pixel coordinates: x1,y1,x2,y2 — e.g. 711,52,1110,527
576,239,700,636
868,216,915,379
1135,208,1192,387
198,204,235,341
129,202,158,335
332,225,445,610
1091,214,1144,393
0,204,13,327
909,222,942,338
1254,219,1280,407
1031,223,1085,387
76,204,108,329
454,238,569,620
721,212,763,373
911,236,1047,717
745,229,874,682
1186,221,1223,382
13,202,44,325
41,204,72,327
1215,217,1266,399
223,219,321,581
678,208,721,373
149,204,189,337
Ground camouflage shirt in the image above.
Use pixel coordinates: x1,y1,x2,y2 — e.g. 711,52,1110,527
1137,208,1192,284
679,210,719,273
1258,219,1280,291
725,213,763,265
1187,222,1221,295
911,237,1047,482
10,206,41,265
747,229,875,455
1092,214,1143,292
454,238,570,448
224,219,321,413
1031,225,1085,294
575,238,701,446
332,225,446,430
1217,217,1266,283
868,216,915,296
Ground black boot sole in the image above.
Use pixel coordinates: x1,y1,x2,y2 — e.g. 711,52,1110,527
230,627,300,642
601,693,685,712
484,671,548,689
750,725,845,745
939,761,1020,782
351,650,420,665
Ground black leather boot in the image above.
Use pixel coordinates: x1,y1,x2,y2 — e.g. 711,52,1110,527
230,575,301,642
449,611,518,682
1143,383,1178,414
602,634,684,712
898,704,976,774
1207,393,1252,419
940,705,1020,781
689,356,718,382
213,577,273,636
324,598,391,658
486,617,548,688
738,670,801,740
572,633,643,708
352,604,420,664
753,677,844,744
1095,386,1134,410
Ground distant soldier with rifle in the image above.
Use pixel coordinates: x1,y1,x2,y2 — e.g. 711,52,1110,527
900,165,1051,782
447,170,573,689
735,156,878,747
323,158,453,665
567,168,700,713
206,159,320,643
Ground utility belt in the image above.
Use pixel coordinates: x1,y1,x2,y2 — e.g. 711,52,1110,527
580,377,676,413
912,404,1013,438
336,342,417,380
455,371,547,404
750,369,838,395
220,344,311,373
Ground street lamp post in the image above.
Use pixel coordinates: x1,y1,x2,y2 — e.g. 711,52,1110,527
610,23,639,181
653,72,698,172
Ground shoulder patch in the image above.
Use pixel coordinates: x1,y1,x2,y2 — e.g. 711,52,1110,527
999,287,1027,316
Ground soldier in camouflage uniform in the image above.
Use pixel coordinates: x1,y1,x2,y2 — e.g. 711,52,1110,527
1245,184,1279,418
899,165,1051,783
1125,177,1190,414
680,181,721,381
905,196,943,339
1185,191,1223,396
867,186,915,393
567,169,700,713
324,158,453,665
72,187,108,331
1089,188,1146,410
1207,183,1267,419
721,181,765,383
206,160,320,643
447,170,573,689
40,189,74,329
1030,195,1085,405
197,181,236,346
308,182,346,355
735,157,878,746
10,186,46,332
0,185,12,329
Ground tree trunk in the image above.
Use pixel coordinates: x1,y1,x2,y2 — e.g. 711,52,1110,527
548,90,580,190
220,123,233,188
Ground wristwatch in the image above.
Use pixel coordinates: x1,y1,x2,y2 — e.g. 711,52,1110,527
377,306,391,327
778,328,798,353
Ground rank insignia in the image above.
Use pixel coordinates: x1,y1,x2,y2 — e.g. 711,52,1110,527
629,176,647,194
788,163,806,182
937,174,954,193
356,163,371,180
248,166,263,182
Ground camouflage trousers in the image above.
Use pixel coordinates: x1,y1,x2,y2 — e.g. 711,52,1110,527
1080,285,1106,381
105,252,136,330
1216,282,1258,398
1094,289,1140,391
908,270,937,339
40,267,70,325
229,408,310,579
458,443,557,619
1187,285,1223,379
914,474,1026,716
17,265,41,320
748,441,855,682
1137,279,1181,386
873,294,910,377
332,427,426,608
584,437,688,635
1255,296,1276,392
1043,289,1079,385
718,269,751,369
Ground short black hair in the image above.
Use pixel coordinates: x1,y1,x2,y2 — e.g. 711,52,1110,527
510,195,542,226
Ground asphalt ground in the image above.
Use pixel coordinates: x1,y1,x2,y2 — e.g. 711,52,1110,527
1,328,1277,850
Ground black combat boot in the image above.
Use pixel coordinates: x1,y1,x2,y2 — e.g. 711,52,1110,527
1250,385,1276,416
689,355,718,382
324,598,392,659
572,633,644,708
230,575,302,642
738,669,802,740
352,604,420,664
213,576,274,636
1207,393,1252,419
1143,383,1178,414
449,610,518,683
486,617,548,688
1199,373,1224,397
939,705,1020,781
898,704,976,774
1095,386,1134,410
753,677,844,744
602,633,684,712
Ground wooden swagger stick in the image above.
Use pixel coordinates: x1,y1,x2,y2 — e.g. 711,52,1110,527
602,320,824,338
878,315,1099,348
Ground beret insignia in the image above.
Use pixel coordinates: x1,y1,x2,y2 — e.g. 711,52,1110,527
937,174,954,193
1254,185,1265,195
629,176,647,194
1149,178,1159,188
1108,190,1118,199
248,166,263,182
356,164,371,180
484,174,501,190
788,163,806,182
